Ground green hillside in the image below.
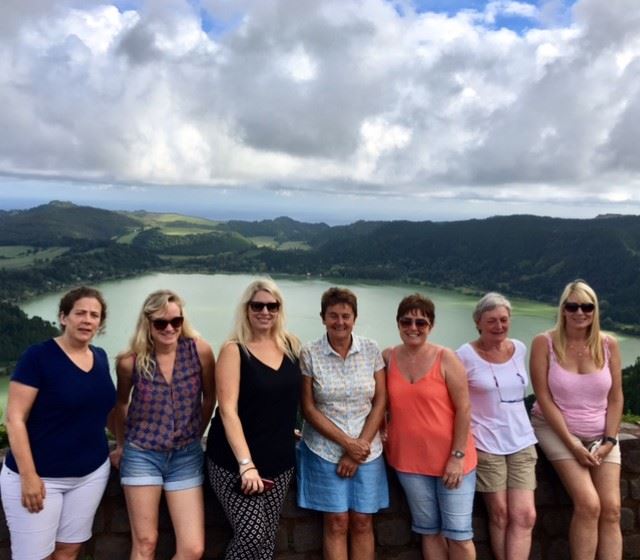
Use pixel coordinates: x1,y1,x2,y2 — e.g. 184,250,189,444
0,201,139,245
1,202,640,334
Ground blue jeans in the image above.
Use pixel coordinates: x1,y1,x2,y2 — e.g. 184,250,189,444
120,439,204,491
396,470,476,541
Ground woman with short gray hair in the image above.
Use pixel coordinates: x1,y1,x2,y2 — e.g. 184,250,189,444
456,293,537,560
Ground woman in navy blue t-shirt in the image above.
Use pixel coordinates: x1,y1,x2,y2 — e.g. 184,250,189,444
0,286,116,560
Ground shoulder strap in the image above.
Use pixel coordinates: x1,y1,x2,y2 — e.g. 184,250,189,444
545,333,557,362
602,335,611,363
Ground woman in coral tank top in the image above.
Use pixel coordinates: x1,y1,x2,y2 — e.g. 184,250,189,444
384,293,477,560
530,279,623,560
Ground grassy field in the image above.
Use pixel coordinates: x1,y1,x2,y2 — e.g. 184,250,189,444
0,246,68,269
117,211,223,239
247,237,310,250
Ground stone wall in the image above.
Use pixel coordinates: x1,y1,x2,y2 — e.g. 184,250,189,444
1,438,639,560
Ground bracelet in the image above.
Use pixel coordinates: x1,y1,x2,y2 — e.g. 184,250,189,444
603,436,618,446
238,457,252,466
240,467,257,477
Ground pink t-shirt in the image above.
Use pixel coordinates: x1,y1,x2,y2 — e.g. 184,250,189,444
532,334,611,440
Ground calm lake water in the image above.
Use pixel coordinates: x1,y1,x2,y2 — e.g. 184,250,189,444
3,272,640,414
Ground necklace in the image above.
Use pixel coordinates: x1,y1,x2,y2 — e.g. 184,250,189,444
568,342,588,357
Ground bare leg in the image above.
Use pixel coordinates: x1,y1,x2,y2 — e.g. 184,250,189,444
482,491,508,560
124,485,163,560
505,489,536,560
448,539,476,560
552,460,600,560
52,542,83,560
323,512,349,560
591,463,622,560
349,512,374,560
165,487,205,560
422,534,448,560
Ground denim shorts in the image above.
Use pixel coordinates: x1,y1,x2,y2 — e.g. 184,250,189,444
396,469,476,541
120,439,204,491
296,441,389,514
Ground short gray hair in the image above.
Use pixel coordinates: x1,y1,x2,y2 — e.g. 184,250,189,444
473,292,512,324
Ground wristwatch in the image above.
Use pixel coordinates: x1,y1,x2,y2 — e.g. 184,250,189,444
451,450,465,459
603,436,618,446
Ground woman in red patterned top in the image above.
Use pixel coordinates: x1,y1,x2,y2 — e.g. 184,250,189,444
113,290,215,560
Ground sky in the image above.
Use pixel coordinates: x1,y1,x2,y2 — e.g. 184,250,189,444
1,0,639,224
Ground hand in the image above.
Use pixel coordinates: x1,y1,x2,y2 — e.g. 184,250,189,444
110,446,123,469
344,437,370,462
572,443,601,467
240,466,264,495
592,442,614,463
379,427,388,444
20,472,46,513
442,457,464,489
336,455,360,478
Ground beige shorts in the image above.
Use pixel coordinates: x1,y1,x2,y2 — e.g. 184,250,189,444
531,414,621,465
476,445,538,492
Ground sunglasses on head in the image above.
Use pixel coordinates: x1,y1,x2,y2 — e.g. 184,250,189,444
248,301,280,312
398,317,430,329
564,302,595,313
151,316,184,330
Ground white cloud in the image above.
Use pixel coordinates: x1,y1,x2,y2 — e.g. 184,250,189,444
1,0,640,219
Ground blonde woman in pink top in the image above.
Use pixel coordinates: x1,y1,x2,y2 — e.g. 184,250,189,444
530,279,623,560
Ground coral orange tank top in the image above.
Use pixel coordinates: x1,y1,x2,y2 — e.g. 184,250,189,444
385,347,477,476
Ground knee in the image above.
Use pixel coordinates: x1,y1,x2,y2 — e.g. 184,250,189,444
488,503,509,530
448,538,475,554
349,513,373,536
133,531,159,558
180,542,205,560
511,506,537,531
573,497,601,521
600,502,621,526
324,513,349,537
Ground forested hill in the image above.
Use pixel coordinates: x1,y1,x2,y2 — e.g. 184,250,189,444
1,202,640,334
298,215,640,328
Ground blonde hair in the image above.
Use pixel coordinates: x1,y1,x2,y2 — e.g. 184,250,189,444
551,279,606,368
228,278,301,361
119,290,199,379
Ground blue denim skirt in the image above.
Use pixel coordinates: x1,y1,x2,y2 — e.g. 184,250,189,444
296,441,389,513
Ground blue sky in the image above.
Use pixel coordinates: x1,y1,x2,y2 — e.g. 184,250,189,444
1,0,639,224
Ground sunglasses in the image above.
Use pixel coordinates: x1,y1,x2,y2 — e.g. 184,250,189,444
151,316,184,330
248,301,280,313
398,317,430,329
564,302,595,313
491,364,527,404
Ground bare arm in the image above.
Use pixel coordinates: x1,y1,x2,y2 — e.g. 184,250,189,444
196,338,216,435
111,354,134,468
595,336,624,461
216,343,263,494
336,368,386,477
441,348,472,488
5,381,45,513
530,333,599,467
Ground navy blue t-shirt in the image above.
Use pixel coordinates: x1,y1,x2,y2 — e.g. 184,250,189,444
4,339,116,477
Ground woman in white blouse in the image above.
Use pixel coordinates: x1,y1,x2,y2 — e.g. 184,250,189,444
456,293,537,560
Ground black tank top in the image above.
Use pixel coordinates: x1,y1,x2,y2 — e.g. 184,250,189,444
206,343,301,478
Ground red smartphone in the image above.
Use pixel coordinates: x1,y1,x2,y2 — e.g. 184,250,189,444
261,478,275,492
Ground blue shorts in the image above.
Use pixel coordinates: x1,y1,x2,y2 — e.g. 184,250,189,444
396,470,476,541
296,441,389,514
120,439,204,491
